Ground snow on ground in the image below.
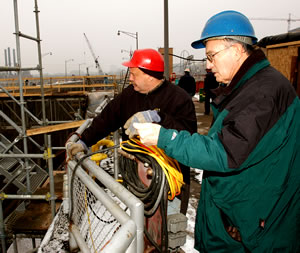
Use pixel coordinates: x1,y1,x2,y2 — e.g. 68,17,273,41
181,168,203,253
181,199,199,253
7,238,41,253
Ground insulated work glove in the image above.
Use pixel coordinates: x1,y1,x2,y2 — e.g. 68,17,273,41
124,110,161,139
133,123,161,146
66,141,86,159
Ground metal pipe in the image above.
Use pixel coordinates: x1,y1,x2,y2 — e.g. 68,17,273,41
34,0,48,148
13,49,17,67
1,194,50,200
102,219,136,253
68,160,131,225
62,174,69,214
4,49,8,67
0,66,40,71
28,136,44,151
47,120,76,124
70,224,91,253
57,100,74,119
13,234,18,253
0,200,6,253
13,0,31,193
0,168,23,192
164,0,170,80
16,31,40,42
47,135,56,219
0,110,22,134
0,153,44,158
113,130,120,180
51,147,66,150
76,155,144,252
67,119,92,143
8,47,11,67
0,87,43,125
32,238,36,249
0,138,24,160
8,133,41,152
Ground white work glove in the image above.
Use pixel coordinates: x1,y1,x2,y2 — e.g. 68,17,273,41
133,123,161,146
124,110,161,139
66,140,87,159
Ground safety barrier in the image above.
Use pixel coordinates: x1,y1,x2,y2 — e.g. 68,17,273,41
39,120,144,253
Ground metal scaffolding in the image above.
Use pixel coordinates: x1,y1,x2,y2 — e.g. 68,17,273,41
0,1,55,252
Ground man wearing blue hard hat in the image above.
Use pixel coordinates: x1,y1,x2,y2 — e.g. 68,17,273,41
132,10,300,252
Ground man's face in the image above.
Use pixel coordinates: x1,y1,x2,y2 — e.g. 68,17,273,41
129,67,152,94
205,39,240,84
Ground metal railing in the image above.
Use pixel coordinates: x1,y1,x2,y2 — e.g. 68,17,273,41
39,121,144,253
0,75,118,97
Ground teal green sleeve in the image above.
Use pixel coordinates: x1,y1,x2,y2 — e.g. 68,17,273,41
158,127,229,172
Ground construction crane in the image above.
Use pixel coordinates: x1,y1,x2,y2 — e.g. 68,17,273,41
83,33,103,75
250,13,300,32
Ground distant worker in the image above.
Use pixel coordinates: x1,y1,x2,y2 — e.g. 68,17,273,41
132,10,300,252
203,69,219,115
66,48,197,214
178,68,196,97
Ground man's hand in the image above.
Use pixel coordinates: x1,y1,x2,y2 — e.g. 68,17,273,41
133,123,161,146
66,142,85,159
124,110,161,139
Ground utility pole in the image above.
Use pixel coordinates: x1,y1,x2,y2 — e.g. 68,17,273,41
164,0,169,80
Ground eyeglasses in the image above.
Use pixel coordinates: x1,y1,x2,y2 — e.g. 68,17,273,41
206,46,231,63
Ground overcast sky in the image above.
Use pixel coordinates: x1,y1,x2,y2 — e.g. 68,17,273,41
1,0,300,76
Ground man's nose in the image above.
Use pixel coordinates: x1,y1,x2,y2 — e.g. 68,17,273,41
206,60,213,70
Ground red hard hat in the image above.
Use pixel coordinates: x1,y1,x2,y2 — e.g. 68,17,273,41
122,49,164,72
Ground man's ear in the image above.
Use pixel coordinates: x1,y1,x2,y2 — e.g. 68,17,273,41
231,43,245,61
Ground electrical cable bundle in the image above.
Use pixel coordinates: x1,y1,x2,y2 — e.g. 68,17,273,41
119,138,184,216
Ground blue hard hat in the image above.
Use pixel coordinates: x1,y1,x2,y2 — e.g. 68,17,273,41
191,10,257,49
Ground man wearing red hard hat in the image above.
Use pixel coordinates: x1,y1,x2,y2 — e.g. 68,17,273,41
67,48,197,214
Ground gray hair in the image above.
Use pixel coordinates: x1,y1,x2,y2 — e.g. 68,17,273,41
204,36,255,54
224,38,254,54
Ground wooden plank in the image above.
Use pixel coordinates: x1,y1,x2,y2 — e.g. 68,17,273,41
266,40,300,49
11,202,61,232
26,120,85,136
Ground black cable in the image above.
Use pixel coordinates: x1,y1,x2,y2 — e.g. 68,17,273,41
160,183,169,252
119,140,171,251
119,141,168,216
68,144,120,222
161,52,207,62
144,229,162,253
143,185,169,253
89,203,128,224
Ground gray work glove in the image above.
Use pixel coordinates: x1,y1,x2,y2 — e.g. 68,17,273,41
124,110,161,139
66,140,87,159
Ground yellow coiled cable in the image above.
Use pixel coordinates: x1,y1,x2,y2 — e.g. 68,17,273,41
120,138,184,200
